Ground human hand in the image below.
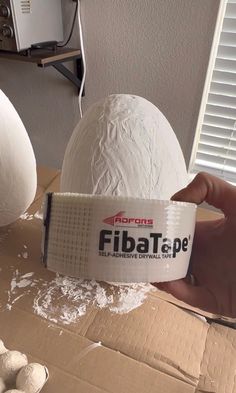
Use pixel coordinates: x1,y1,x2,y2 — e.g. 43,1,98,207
153,172,236,317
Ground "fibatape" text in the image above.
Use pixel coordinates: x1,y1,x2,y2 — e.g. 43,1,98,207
99,230,189,258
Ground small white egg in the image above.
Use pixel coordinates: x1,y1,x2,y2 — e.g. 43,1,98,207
0,351,28,385
0,340,8,355
0,377,6,393
16,363,49,393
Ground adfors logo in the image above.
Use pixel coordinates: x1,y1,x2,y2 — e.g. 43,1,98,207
103,211,125,226
103,211,153,228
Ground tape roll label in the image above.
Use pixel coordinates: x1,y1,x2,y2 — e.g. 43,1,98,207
44,193,196,282
86,199,194,281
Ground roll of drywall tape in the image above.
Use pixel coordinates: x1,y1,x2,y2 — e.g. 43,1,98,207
42,193,196,283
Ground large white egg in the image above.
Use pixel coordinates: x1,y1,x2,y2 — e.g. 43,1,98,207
61,94,188,198
0,90,37,226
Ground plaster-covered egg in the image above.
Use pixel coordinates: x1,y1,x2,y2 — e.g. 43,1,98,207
0,377,6,393
0,351,28,385
61,94,188,199
0,340,8,355
0,90,37,227
16,363,48,393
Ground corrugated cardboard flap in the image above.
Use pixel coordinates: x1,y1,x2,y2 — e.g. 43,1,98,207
196,323,236,393
0,305,195,393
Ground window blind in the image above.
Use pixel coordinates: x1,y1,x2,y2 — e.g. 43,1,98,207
191,0,236,183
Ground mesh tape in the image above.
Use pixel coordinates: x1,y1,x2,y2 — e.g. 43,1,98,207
46,194,92,277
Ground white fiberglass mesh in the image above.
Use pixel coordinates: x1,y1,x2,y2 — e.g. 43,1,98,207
46,194,92,277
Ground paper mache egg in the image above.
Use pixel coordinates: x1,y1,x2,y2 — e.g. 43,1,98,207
0,90,37,227
61,94,188,199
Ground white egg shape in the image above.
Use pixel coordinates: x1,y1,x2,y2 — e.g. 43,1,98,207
61,94,187,199
0,90,37,227
16,363,48,393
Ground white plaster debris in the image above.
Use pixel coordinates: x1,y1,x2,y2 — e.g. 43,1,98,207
4,270,154,325
20,210,43,221
9,271,35,294
109,284,152,314
33,275,153,325
20,213,34,221
34,210,43,220
17,245,29,260
76,342,101,362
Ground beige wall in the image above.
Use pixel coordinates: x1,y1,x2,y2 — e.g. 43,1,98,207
0,0,220,169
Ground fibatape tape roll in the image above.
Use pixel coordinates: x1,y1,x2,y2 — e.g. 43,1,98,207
42,193,196,283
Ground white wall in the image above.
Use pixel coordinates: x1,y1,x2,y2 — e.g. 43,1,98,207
0,0,220,169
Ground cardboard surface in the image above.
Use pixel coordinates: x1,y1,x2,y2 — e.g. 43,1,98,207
0,168,235,392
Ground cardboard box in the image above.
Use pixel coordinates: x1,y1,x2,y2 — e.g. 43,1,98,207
0,167,235,393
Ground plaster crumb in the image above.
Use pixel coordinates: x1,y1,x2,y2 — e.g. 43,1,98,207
21,272,34,278
9,271,34,295
109,284,152,314
18,279,32,288
12,294,25,304
22,252,28,259
34,210,43,220
76,342,102,361
20,212,34,220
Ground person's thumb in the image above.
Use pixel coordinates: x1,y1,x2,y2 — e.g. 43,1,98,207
171,172,236,216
